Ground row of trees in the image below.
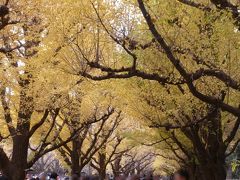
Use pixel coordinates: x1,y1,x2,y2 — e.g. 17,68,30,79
1,0,240,180
0,0,126,179
0,1,155,178
61,0,240,179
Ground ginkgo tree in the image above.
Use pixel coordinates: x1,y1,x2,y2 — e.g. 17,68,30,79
56,92,124,177
0,0,85,179
1,0,240,179
62,0,240,179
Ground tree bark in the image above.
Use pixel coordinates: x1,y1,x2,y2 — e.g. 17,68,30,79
186,163,202,180
199,160,226,180
10,135,30,180
0,148,12,179
71,139,81,175
99,168,106,180
95,152,107,180
180,107,227,180
112,156,122,177
10,78,33,180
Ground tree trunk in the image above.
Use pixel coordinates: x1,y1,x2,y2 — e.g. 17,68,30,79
97,152,107,180
199,160,226,180
98,168,106,180
186,163,202,180
71,139,81,175
112,157,122,177
10,133,30,180
10,82,33,180
0,148,12,179
183,107,227,180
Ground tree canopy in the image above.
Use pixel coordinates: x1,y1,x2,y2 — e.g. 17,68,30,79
0,0,240,180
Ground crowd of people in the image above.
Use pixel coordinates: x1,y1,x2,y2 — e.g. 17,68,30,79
0,169,189,180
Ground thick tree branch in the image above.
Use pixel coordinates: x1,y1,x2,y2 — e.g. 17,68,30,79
137,0,240,117
149,108,217,130
28,110,49,138
81,66,184,85
27,126,82,168
210,0,240,28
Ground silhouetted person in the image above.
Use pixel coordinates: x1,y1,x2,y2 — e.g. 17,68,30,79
50,172,58,180
173,169,189,180
148,174,153,180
